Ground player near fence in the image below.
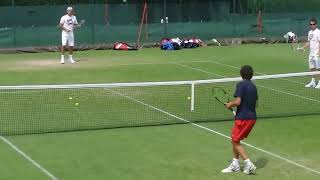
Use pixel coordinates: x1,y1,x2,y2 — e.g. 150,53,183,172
303,18,320,89
59,7,78,64
221,65,257,174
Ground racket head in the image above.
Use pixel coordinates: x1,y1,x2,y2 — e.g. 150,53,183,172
212,87,236,116
212,87,230,105
79,19,86,26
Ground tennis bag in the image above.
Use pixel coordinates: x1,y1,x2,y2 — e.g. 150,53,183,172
183,38,202,48
160,38,182,50
160,38,174,50
113,42,138,50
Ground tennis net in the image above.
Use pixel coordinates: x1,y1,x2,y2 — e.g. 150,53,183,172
1,71,320,135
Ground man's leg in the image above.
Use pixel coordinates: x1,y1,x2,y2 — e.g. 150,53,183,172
315,57,320,88
68,34,75,63
61,33,68,64
306,68,317,87
306,56,318,87
60,46,65,64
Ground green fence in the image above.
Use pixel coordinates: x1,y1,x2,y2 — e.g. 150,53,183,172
1,1,320,48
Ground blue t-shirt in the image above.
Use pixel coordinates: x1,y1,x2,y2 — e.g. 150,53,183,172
234,80,258,120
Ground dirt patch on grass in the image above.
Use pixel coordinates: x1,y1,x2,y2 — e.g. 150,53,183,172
2,59,98,71
1,58,167,71
23,60,61,67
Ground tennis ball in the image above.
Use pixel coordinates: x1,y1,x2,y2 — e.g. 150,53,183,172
75,102,79,106
187,96,191,100
68,97,73,100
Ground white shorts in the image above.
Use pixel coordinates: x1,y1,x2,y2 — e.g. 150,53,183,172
308,55,320,69
61,31,74,46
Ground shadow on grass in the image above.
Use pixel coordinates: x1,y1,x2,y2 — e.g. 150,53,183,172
254,157,268,169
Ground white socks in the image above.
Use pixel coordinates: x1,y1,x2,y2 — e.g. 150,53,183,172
232,158,240,166
244,158,252,165
311,78,315,84
61,55,75,64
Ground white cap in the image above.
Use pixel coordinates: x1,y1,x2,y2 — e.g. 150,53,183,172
67,7,73,11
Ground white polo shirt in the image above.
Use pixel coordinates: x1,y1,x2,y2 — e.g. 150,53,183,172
60,15,78,33
308,28,320,56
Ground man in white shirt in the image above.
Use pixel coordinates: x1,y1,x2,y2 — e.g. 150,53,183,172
303,19,320,88
59,7,78,64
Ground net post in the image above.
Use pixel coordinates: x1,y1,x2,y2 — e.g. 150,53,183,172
191,82,195,112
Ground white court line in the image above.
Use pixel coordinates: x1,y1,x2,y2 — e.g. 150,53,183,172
0,136,58,180
171,62,225,78
98,60,212,68
206,60,305,85
108,89,320,175
173,62,320,103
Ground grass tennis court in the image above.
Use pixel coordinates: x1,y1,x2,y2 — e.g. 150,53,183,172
0,44,320,180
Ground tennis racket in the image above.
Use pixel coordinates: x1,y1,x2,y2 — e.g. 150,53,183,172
296,46,306,52
212,87,236,115
76,19,86,28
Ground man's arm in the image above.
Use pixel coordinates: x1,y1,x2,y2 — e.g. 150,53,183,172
317,33,320,55
225,97,241,109
303,42,310,50
59,23,70,32
59,17,70,32
72,17,81,29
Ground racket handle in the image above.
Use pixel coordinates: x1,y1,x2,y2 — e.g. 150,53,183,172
231,109,236,116
224,103,236,115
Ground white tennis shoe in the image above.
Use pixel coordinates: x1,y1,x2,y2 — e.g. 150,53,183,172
69,58,76,63
305,82,316,88
315,83,320,89
243,162,256,175
221,163,240,173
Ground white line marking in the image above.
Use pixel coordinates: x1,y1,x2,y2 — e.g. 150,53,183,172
257,84,320,103
207,60,305,85
108,89,320,175
100,60,212,68
171,62,225,78
173,62,320,103
0,136,58,180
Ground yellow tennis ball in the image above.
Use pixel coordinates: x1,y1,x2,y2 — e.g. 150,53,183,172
68,97,73,100
75,103,79,106
187,96,191,100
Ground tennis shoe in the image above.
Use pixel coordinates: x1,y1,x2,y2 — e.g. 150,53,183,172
243,162,256,175
221,163,240,173
60,59,65,64
315,83,320,89
305,82,316,88
69,58,76,63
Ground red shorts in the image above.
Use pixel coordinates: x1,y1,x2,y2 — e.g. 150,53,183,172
231,120,256,143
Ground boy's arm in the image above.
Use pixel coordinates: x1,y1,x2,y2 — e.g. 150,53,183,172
225,97,241,109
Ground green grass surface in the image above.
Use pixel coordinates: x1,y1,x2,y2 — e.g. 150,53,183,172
0,44,319,179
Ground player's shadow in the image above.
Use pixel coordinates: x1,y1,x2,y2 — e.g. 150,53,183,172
254,157,268,169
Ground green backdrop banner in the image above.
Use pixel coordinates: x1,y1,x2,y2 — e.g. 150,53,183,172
0,1,320,48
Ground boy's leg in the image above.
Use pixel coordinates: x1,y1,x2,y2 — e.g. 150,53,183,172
232,141,248,160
